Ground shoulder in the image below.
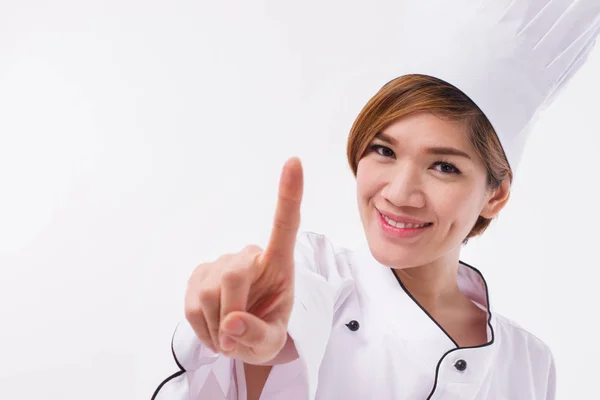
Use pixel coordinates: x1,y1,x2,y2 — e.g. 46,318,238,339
295,230,348,254
489,313,557,398
493,313,556,395
294,230,359,281
494,312,555,367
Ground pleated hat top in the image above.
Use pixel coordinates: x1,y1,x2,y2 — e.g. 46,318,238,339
389,0,600,172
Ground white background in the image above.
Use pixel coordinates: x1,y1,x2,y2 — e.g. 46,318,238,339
1,1,599,399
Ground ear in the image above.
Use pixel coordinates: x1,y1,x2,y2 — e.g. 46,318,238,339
480,178,511,219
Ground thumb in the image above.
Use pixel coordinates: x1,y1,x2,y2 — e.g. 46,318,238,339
220,311,287,354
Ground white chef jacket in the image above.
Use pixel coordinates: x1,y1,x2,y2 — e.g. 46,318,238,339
152,231,556,400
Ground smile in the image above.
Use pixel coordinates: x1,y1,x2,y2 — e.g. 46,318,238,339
381,214,431,229
376,210,433,239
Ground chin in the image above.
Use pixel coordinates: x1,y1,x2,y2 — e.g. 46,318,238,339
364,232,421,270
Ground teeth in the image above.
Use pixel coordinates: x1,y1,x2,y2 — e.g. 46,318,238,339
383,215,429,229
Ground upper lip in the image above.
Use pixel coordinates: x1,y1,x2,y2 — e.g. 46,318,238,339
377,209,431,225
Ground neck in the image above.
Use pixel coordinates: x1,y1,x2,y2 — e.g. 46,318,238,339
393,247,462,311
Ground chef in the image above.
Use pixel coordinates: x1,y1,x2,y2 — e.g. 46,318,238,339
152,1,600,399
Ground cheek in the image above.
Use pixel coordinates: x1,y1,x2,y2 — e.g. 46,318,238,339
356,161,378,199
430,185,485,226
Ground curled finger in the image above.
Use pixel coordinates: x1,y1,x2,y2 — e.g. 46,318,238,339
198,286,222,351
184,290,217,353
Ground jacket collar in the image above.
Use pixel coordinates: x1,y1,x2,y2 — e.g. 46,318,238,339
356,250,500,396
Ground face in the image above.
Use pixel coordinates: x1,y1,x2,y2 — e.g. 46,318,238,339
356,111,508,270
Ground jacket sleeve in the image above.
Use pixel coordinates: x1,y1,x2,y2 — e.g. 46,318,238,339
545,350,556,400
151,231,341,400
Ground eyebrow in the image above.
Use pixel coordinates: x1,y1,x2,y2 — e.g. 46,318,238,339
374,132,472,160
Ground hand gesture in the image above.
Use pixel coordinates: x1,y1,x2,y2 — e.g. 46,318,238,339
185,157,303,365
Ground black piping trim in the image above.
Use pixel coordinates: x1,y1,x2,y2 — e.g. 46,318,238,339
392,268,459,348
391,260,496,400
151,324,186,400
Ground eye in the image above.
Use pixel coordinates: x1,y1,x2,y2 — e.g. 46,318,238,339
369,144,395,159
433,161,462,175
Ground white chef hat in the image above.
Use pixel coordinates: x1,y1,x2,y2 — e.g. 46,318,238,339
387,0,600,172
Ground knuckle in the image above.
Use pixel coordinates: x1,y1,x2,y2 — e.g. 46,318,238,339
186,272,211,296
193,261,212,274
216,253,235,263
192,262,206,272
242,244,262,254
197,287,220,303
188,263,211,285
221,268,246,287
184,299,203,321
188,265,203,284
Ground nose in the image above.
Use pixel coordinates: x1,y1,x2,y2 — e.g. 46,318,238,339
380,165,426,209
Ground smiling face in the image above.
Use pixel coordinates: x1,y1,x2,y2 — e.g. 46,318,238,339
356,111,508,269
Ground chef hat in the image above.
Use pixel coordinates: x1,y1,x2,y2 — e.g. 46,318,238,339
386,0,600,172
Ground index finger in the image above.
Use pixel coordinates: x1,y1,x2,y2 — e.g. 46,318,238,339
263,157,304,264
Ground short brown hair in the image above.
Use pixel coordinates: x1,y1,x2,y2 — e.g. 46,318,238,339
346,74,512,243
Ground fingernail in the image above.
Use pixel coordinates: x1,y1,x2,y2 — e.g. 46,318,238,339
223,318,246,336
220,334,236,351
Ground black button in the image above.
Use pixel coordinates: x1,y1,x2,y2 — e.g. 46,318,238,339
345,320,360,331
454,359,467,372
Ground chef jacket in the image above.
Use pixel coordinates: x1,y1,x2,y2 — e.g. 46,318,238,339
152,231,556,399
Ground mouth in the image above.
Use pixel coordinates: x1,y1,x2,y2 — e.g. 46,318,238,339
376,209,433,228
376,210,433,238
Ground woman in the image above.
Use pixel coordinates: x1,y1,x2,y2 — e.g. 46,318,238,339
152,74,549,400
153,1,599,399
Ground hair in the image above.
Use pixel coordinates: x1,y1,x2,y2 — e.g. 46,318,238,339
346,74,512,244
